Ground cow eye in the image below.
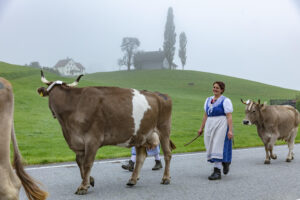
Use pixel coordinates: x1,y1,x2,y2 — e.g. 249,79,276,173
252,110,256,113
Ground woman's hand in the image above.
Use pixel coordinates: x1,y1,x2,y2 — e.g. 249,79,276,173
198,113,207,136
198,128,203,136
228,130,233,139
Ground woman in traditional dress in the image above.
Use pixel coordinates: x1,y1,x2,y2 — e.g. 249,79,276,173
198,81,233,180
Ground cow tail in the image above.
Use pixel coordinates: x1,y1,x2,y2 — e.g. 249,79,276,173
11,122,48,200
295,109,300,126
169,140,176,150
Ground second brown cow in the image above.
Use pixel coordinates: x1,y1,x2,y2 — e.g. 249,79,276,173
242,99,300,164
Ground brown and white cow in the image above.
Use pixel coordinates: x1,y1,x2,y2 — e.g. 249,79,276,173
37,71,176,195
0,77,48,200
241,99,300,164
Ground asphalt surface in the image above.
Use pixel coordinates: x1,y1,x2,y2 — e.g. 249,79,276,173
20,144,300,200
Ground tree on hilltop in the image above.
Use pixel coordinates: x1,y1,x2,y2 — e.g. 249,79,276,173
178,32,187,70
118,37,140,71
28,61,41,68
163,7,176,69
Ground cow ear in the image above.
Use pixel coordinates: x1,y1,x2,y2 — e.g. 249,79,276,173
260,103,266,111
37,87,49,97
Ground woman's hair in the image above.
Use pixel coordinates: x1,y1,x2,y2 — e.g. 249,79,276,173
213,81,225,94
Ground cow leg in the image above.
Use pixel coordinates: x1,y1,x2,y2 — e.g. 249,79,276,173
127,146,147,186
286,140,294,162
268,135,278,160
158,122,172,185
75,151,85,179
75,151,94,187
269,149,277,160
75,145,98,195
264,145,271,164
286,128,297,162
160,137,172,184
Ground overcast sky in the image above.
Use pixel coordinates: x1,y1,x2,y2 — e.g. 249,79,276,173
0,0,300,90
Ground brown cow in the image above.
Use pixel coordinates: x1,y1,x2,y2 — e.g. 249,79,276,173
37,71,176,195
241,99,300,164
0,77,48,200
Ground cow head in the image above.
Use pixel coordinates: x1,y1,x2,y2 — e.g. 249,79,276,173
241,99,265,125
37,70,83,97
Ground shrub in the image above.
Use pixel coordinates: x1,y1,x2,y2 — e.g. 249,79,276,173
296,100,300,111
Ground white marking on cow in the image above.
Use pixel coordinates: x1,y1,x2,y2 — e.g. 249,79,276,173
47,80,63,92
116,138,131,147
132,89,151,136
248,101,253,111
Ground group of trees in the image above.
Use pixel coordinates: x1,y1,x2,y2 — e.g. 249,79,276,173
25,61,60,75
119,7,187,71
26,61,42,68
118,37,140,71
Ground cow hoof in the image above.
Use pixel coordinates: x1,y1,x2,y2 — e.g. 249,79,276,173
271,154,277,160
75,188,88,195
264,160,271,164
126,179,136,186
90,176,95,187
286,158,292,162
160,179,170,185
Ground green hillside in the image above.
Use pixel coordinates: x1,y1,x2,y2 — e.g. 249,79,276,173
1,61,299,165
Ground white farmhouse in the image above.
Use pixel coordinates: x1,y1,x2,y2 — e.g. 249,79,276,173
53,58,85,76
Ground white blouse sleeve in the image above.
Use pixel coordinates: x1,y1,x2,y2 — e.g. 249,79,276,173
204,98,209,111
223,98,233,113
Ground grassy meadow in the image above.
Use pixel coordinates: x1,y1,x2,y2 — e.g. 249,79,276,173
1,61,300,165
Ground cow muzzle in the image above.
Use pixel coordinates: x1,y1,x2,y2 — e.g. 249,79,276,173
37,87,49,97
243,120,251,125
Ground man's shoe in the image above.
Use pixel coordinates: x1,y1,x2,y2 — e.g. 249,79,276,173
152,160,163,170
222,162,230,175
208,168,221,180
121,160,135,172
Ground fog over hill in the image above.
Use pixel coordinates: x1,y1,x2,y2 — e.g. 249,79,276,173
0,0,300,90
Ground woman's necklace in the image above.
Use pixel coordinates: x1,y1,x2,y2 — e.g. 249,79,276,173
211,96,219,104
209,96,220,114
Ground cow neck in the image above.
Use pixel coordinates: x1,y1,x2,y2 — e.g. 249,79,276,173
257,107,265,129
47,80,63,92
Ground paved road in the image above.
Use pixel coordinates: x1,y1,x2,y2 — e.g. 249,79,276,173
20,145,300,200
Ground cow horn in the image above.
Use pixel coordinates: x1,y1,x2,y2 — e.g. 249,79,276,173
67,74,84,87
258,99,261,104
241,99,247,104
41,70,50,84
